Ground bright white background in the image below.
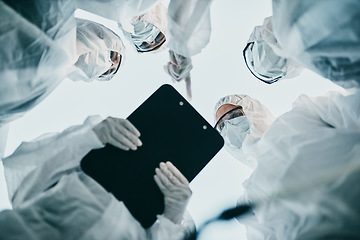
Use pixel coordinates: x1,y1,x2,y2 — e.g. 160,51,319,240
0,0,341,239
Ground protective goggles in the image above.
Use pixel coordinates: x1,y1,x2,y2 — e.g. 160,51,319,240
98,51,122,81
134,32,166,53
243,42,284,84
215,106,245,132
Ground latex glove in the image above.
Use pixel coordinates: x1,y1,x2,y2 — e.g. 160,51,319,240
154,161,192,224
93,117,142,151
164,50,193,100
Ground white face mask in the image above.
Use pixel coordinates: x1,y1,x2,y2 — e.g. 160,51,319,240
73,51,112,82
221,116,250,148
131,21,160,48
221,116,257,168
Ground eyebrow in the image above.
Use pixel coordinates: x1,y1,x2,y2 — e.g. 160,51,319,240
215,106,243,130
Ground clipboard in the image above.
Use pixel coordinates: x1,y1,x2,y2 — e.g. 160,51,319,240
81,84,224,228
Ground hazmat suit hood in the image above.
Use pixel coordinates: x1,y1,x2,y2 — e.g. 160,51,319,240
214,94,275,167
243,17,304,84
120,2,167,53
69,18,126,82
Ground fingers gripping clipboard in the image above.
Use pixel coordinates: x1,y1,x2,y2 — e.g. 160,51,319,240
81,84,224,228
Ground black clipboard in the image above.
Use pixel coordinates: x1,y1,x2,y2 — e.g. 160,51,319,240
81,84,224,228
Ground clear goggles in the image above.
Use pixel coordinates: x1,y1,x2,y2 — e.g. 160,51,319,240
98,51,122,81
243,42,284,84
134,31,166,53
215,106,245,132
131,21,166,53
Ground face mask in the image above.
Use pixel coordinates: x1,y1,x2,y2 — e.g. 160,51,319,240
74,50,112,82
221,116,257,168
221,116,250,150
131,21,160,47
243,41,287,84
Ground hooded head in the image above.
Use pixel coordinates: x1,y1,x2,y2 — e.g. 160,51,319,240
243,17,303,84
214,94,275,168
120,3,167,53
69,18,126,82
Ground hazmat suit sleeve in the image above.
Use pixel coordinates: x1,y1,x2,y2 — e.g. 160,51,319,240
2,115,195,240
76,0,212,57
238,89,360,239
2,115,104,207
0,209,37,240
0,1,78,125
271,0,360,88
148,211,196,240
166,0,212,57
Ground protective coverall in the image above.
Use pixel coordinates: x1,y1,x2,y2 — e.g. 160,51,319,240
238,90,360,239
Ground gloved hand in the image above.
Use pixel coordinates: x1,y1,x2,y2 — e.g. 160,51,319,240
154,161,192,224
164,50,193,100
93,117,142,151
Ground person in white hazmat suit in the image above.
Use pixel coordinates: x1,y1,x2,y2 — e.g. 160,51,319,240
0,116,195,239
0,8,125,159
214,91,360,239
0,0,211,127
0,1,126,156
118,2,194,98
243,0,360,88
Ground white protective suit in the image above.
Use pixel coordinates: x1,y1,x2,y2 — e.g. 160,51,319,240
0,116,195,240
271,0,360,88
236,90,360,239
0,0,212,125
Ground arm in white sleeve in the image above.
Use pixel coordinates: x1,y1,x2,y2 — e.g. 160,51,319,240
0,209,37,240
166,0,212,57
0,1,76,125
76,0,212,57
2,115,104,207
293,90,360,130
147,211,196,240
